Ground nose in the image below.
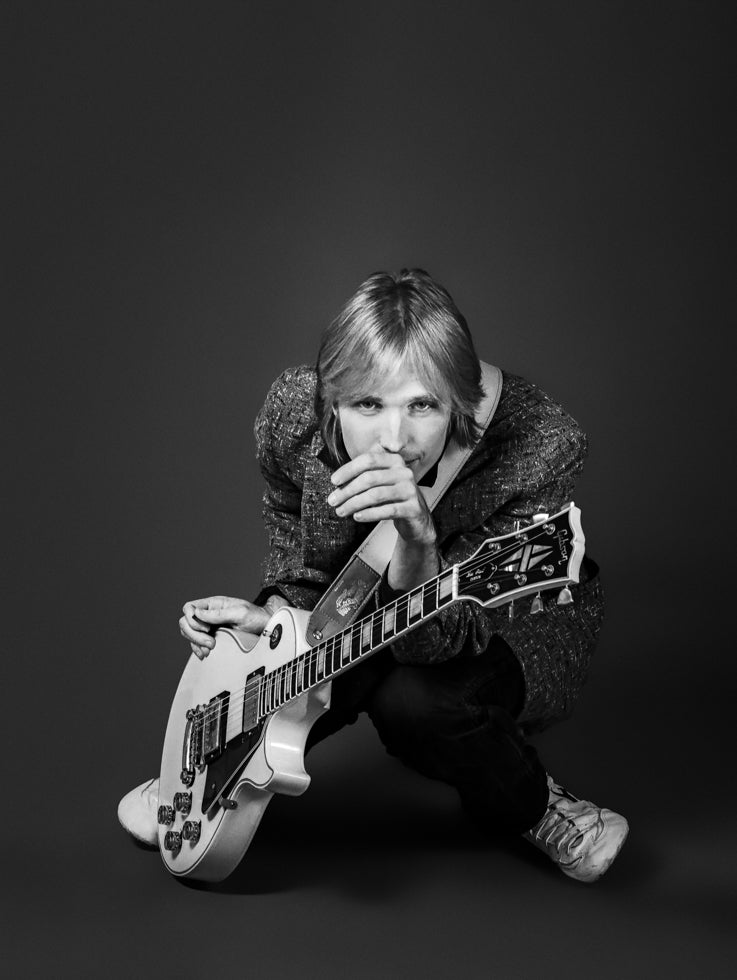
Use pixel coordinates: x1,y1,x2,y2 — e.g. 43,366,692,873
378,409,406,455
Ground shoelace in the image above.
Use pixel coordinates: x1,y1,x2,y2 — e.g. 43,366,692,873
532,802,601,861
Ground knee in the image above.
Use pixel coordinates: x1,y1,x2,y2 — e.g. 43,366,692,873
368,664,473,748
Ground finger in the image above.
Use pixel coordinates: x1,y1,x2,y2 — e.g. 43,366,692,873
347,502,416,522
180,616,215,647
182,601,215,634
331,449,401,488
335,483,415,518
328,465,408,508
264,594,290,615
191,642,210,661
327,469,397,508
194,605,247,625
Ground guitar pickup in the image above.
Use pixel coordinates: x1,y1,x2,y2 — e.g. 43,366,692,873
202,691,229,764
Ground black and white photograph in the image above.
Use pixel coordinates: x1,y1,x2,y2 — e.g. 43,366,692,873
5,2,734,977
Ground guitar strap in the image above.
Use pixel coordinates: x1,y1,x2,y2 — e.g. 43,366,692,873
306,361,503,645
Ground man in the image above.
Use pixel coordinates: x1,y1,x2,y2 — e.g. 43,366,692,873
119,268,628,883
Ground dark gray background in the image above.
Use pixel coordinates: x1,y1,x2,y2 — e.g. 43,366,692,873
4,2,734,977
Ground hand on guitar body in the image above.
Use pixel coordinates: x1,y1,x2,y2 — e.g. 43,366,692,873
179,594,290,660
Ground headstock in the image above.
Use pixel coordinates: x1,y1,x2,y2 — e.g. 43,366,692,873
456,503,584,608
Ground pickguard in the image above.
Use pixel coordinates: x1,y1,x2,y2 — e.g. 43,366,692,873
201,722,265,813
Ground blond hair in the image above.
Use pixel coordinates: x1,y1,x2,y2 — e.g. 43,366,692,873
315,269,485,463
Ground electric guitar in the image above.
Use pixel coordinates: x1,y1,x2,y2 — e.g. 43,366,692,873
158,503,584,881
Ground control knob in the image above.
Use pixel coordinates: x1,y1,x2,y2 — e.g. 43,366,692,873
173,792,192,815
181,820,201,844
157,804,174,826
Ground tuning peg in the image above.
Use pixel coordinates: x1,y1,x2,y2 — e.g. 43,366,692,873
556,587,574,606
530,593,544,614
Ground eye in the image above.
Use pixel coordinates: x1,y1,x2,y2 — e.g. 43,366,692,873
352,399,381,412
410,399,439,413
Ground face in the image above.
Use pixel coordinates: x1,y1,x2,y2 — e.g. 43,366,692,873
336,369,451,481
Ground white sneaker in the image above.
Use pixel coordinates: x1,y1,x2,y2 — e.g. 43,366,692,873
524,775,629,883
117,777,160,846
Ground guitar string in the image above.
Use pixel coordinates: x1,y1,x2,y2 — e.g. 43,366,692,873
188,534,568,735
190,571,556,740
187,524,567,732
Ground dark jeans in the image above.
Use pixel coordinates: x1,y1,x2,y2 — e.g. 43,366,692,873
306,637,550,835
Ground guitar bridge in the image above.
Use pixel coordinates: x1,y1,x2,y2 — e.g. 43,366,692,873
180,706,203,785
179,691,230,786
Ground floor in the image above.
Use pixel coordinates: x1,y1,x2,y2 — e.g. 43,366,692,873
7,596,735,979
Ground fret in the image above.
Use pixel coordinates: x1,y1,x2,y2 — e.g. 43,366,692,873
350,624,361,662
371,610,383,647
383,601,397,638
317,643,326,682
270,670,278,710
422,581,436,618
360,618,372,654
408,588,423,625
395,595,409,633
437,570,454,606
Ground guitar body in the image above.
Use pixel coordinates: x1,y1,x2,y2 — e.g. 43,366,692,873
158,606,330,881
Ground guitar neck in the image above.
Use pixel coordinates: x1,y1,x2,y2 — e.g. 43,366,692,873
253,503,581,723
255,566,458,722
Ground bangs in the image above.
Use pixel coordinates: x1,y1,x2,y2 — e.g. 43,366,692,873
330,338,452,405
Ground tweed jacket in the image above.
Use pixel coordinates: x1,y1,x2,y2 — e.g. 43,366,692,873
253,365,604,731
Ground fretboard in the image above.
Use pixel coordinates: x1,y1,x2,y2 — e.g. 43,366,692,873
255,566,457,721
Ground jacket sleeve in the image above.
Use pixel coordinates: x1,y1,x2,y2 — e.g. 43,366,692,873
253,370,331,611
388,421,588,665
